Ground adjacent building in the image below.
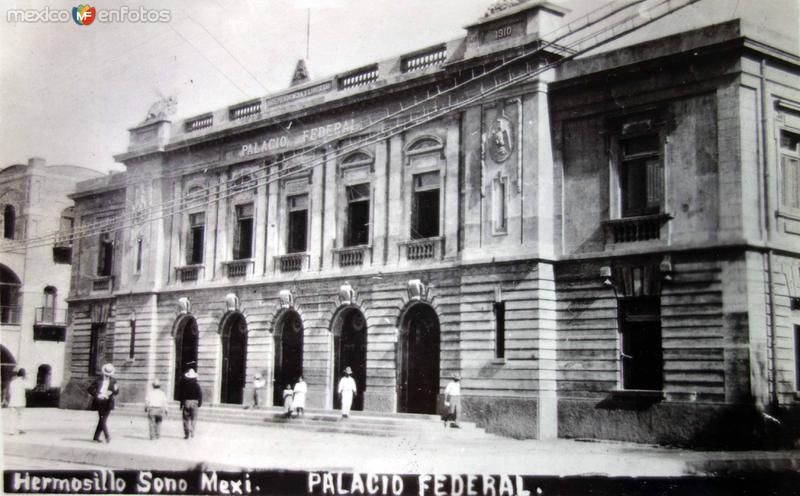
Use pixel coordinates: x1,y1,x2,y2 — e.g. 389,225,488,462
61,1,800,447
0,158,102,403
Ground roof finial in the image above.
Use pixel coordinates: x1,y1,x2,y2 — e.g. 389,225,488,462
290,59,311,87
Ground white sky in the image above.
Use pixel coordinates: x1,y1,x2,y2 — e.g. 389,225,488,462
0,0,796,173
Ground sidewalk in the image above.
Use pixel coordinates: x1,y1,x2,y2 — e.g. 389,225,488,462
3,408,799,475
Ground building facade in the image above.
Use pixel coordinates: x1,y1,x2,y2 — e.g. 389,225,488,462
0,158,102,403
61,2,800,447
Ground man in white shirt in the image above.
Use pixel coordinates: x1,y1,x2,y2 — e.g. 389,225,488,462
337,367,357,418
443,374,461,428
145,378,168,440
5,368,28,435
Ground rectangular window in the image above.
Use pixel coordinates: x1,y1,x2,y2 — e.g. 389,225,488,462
188,213,205,264
620,135,662,217
780,130,800,210
129,320,136,360
411,172,440,239
346,184,370,247
97,233,113,276
89,323,106,376
288,194,309,253
493,177,507,234
494,301,506,359
233,204,254,260
619,298,662,390
135,237,143,273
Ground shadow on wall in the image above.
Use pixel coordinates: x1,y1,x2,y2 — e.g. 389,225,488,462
577,394,800,450
59,380,93,410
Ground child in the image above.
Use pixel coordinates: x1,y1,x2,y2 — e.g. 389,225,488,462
282,383,294,418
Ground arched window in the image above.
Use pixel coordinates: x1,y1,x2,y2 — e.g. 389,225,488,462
3,205,16,240
42,287,57,322
0,265,21,324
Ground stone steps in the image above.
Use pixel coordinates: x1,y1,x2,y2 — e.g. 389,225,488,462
116,402,487,438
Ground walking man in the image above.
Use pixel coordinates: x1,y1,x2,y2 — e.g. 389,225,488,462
5,368,28,435
443,374,461,428
89,363,119,443
252,373,266,409
145,378,168,440
179,369,202,439
337,367,357,418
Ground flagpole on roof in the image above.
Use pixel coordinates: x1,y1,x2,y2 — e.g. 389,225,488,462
306,8,311,61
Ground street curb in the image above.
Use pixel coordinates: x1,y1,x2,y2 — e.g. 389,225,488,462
3,440,243,471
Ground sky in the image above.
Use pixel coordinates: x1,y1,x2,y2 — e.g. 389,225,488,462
0,0,797,173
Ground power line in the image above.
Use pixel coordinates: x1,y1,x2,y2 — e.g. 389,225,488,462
1,0,699,252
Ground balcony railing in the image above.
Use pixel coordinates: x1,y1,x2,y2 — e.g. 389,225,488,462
230,100,261,120
0,305,21,325
402,45,447,73
224,259,252,278
35,307,67,325
276,253,310,272
185,114,213,132
334,245,369,268
401,236,444,261
603,214,672,244
176,265,203,282
92,276,113,292
338,66,379,90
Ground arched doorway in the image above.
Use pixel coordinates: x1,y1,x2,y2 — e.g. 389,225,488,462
1,345,16,404
273,311,303,406
398,303,440,414
173,316,199,401
0,264,21,325
220,312,248,404
331,307,367,411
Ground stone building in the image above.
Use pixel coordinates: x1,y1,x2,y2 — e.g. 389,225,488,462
61,1,800,447
0,158,102,402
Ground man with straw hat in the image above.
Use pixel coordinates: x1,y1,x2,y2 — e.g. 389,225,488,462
337,366,357,418
88,363,119,443
145,378,168,440
443,374,461,428
178,368,202,439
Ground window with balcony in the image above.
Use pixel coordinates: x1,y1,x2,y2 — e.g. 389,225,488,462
233,204,254,260
3,205,16,239
42,286,56,318
620,134,662,217
619,298,662,391
780,129,800,211
97,232,114,277
188,213,205,264
288,194,308,253
411,172,440,239
346,184,370,247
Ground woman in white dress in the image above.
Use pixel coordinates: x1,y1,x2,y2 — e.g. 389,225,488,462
292,376,307,416
337,367,357,418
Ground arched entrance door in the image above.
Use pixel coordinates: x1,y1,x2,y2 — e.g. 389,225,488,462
220,312,248,404
398,303,440,414
1,345,17,404
332,307,367,411
173,316,199,401
273,311,303,406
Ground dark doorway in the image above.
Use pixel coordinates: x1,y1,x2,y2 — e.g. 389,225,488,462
273,311,304,405
1,345,16,405
173,316,199,400
332,308,367,410
619,298,662,391
398,303,440,414
221,313,248,404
